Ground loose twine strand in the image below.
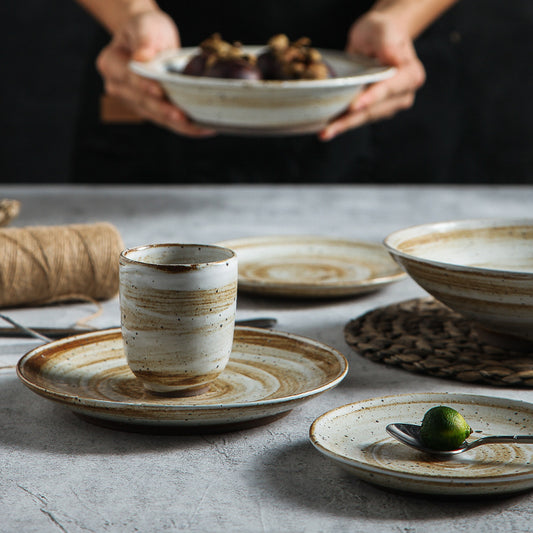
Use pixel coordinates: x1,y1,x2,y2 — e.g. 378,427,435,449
0,222,124,311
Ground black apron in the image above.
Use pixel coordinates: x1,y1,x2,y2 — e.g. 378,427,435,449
71,0,377,182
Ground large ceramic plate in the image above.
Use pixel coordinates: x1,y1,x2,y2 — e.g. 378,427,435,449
131,47,395,135
217,236,405,297
17,327,347,432
310,393,533,496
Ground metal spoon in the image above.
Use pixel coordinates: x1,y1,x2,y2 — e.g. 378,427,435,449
386,423,533,457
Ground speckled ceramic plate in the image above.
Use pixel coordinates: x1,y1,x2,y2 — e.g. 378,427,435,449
310,393,533,496
17,327,347,432
217,236,405,297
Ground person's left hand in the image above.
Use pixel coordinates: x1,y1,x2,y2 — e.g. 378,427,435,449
319,10,426,141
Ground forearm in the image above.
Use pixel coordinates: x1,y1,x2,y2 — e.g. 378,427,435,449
371,0,459,38
76,0,160,33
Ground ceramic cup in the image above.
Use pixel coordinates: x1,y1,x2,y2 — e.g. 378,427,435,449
119,243,238,395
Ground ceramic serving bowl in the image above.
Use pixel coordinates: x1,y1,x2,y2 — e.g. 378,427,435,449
130,47,395,135
384,218,533,349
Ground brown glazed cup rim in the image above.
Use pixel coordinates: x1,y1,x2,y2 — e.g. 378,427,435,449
120,243,236,268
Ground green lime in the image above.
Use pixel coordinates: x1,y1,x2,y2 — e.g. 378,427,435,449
419,406,473,451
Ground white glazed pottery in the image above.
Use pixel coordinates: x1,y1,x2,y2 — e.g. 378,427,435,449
16,326,348,432
130,47,395,135
384,218,533,348
310,392,533,496
217,235,405,297
119,243,237,394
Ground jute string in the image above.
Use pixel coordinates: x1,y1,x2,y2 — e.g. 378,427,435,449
0,199,20,227
0,222,124,309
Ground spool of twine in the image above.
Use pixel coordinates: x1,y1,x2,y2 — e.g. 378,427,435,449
0,199,21,227
0,222,124,308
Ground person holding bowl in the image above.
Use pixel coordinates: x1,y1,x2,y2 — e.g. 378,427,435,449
72,0,458,181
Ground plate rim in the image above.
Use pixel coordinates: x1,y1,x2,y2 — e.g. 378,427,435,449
217,234,406,295
309,392,533,486
16,326,348,415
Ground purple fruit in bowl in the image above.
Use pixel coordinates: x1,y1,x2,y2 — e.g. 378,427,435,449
182,54,208,76
176,33,336,81
179,33,262,80
204,57,262,80
257,50,280,79
257,34,336,81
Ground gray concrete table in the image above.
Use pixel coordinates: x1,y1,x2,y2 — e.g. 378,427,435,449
1,185,532,532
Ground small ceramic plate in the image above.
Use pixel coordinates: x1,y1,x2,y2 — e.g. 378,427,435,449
217,235,405,297
130,47,395,135
17,327,347,432
310,393,533,496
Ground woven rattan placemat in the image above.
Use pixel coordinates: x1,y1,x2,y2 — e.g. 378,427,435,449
344,298,533,387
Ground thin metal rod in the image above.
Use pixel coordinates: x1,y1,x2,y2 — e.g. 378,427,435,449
0,313,52,343
0,316,278,341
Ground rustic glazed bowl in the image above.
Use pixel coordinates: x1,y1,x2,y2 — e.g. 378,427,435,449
130,47,395,135
384,218,533,348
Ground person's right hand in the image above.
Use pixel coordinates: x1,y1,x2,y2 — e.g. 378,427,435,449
96,10,216,137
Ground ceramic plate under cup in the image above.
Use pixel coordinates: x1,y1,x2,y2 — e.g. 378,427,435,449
310,392,533,496
217,236,405,297
17,327,347,432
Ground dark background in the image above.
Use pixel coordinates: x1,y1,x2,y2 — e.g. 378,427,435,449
1,0,532,183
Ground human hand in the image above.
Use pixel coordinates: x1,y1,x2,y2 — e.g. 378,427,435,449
319,10,425,141
96,10,216,137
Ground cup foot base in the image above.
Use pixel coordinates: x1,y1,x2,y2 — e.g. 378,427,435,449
145,383,211,398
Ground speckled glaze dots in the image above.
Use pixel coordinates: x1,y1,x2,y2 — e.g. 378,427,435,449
119,243,237,395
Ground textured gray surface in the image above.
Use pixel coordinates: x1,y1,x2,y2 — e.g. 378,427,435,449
1,185,532,532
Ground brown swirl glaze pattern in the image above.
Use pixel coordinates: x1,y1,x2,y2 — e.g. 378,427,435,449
217,236,405,297
310,392,533,496
17,327,348,430
384,219,533,347
119,244,237,394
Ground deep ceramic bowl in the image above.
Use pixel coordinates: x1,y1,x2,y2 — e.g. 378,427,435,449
130,47,395,135
384,218,533,348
